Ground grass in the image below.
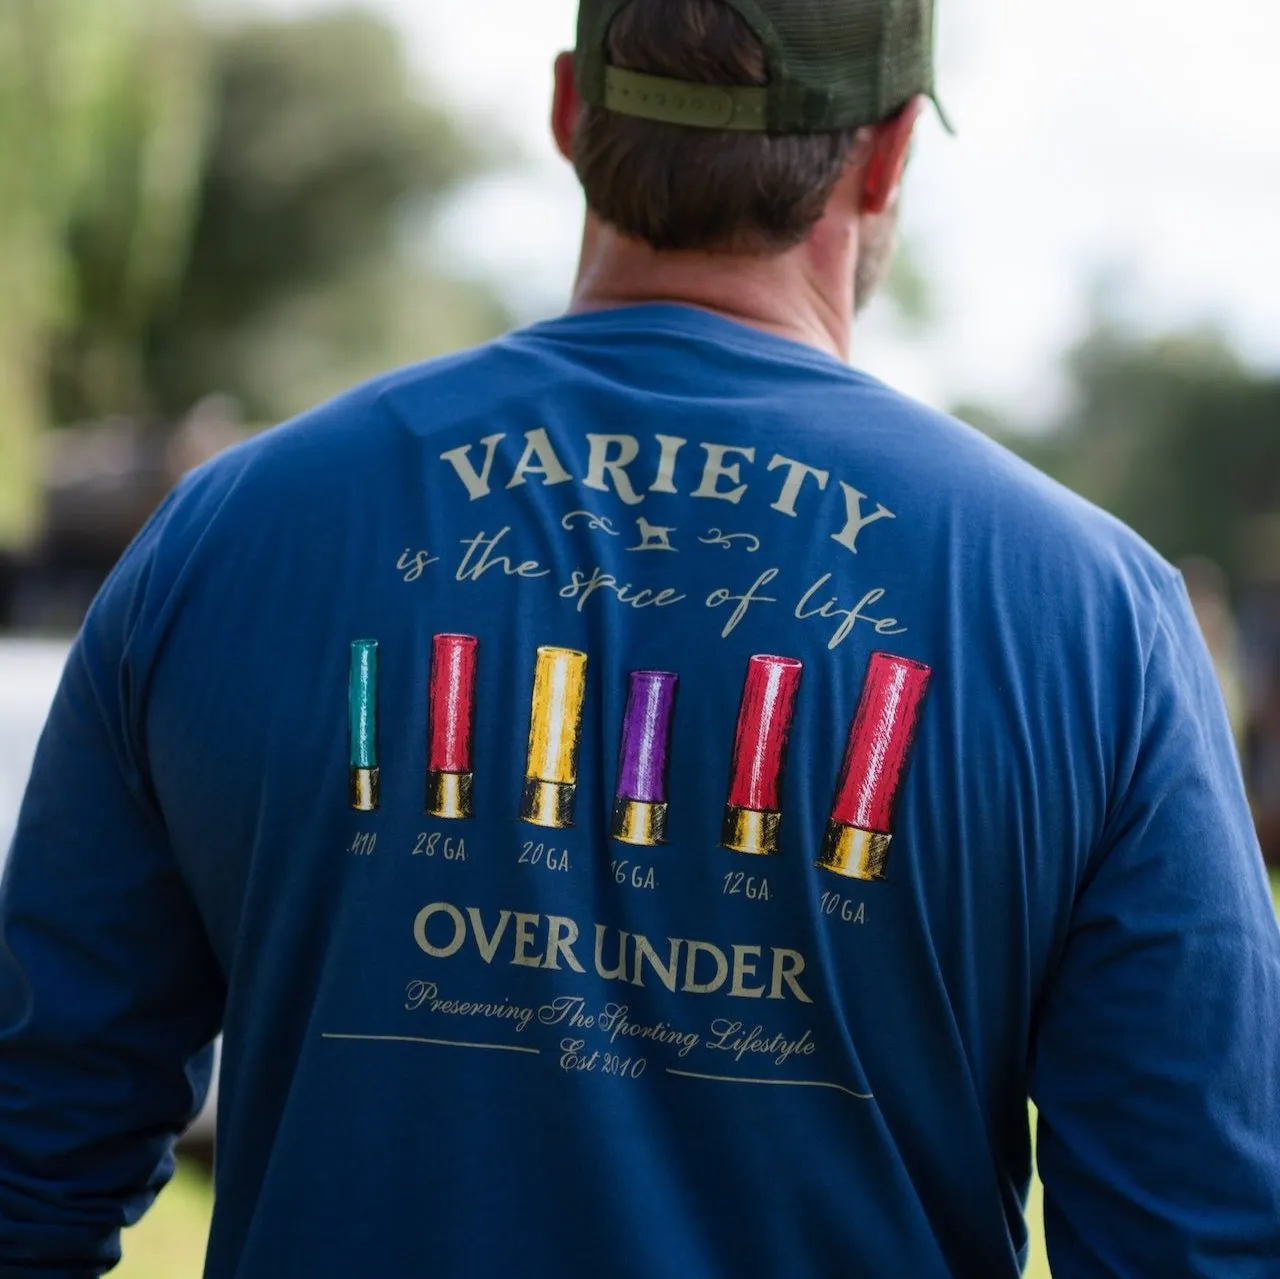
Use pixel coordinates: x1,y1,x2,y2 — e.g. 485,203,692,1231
118,872,1280,1278
116,1162,212,1279
1024,1144,1050,1279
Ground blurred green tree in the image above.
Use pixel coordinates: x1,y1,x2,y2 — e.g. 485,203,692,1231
52,9,509,426
957,323,1280,584
882,238,934,332
0,0,207,547
0,4,508,551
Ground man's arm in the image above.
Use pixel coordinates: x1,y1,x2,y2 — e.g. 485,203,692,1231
1031,574,1280,1276
0,512,224,1276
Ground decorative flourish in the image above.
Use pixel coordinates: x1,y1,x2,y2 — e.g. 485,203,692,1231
628,517,679,553
561,510,621,536
700,529,761,553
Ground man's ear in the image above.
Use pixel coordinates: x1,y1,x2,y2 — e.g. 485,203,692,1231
859,97,924,214
551,51,581,162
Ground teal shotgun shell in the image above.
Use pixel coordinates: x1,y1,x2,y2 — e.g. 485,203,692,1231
349,640,379,770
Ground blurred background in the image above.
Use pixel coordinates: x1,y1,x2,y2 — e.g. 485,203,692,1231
0,0,1276,1274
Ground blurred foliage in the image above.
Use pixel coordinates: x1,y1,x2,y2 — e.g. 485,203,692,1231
111,10,506,424
116,1159,211,1279
958,322,1280,585
0,2,509,550
44,2,212,426
0,0,208,545
882,238,934,332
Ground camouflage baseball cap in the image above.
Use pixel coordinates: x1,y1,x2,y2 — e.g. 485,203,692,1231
575,0,947,135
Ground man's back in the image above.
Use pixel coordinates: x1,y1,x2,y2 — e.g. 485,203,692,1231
5,305,1276,1276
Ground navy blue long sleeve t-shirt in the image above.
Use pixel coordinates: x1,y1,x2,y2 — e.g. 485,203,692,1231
2,306,1278,1277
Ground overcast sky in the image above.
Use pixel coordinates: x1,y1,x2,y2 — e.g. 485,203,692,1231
238,0,1280,420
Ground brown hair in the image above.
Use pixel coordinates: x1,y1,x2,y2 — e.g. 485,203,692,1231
573,0,864,254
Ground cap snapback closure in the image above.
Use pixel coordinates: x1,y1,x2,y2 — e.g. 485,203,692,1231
603,66,769,131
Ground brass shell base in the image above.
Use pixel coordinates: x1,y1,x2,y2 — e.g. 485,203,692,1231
612,798,668,846
816,824,892,881
721,805,781,856
350,767,380,813
426,771,474,820
520,778,576,828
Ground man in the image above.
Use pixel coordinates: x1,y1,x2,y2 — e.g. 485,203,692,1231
2,1,1277,1275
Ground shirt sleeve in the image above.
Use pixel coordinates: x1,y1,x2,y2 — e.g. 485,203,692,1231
1031,573,1280,1277
0,504,225,1277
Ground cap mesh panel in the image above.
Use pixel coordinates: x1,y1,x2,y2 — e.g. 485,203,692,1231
577,0,937,132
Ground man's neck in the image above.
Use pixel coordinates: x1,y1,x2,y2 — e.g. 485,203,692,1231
567,219,856,360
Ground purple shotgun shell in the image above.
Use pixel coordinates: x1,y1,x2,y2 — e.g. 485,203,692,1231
612,671,678,845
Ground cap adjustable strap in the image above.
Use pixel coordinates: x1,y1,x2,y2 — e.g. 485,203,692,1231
603,66,769,131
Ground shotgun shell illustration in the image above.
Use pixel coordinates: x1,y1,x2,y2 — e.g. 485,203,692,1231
721,655,803,856
348,639,380,811
426,634,479,819
612,671,679,846
520,646,589,828
817,652,933,881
